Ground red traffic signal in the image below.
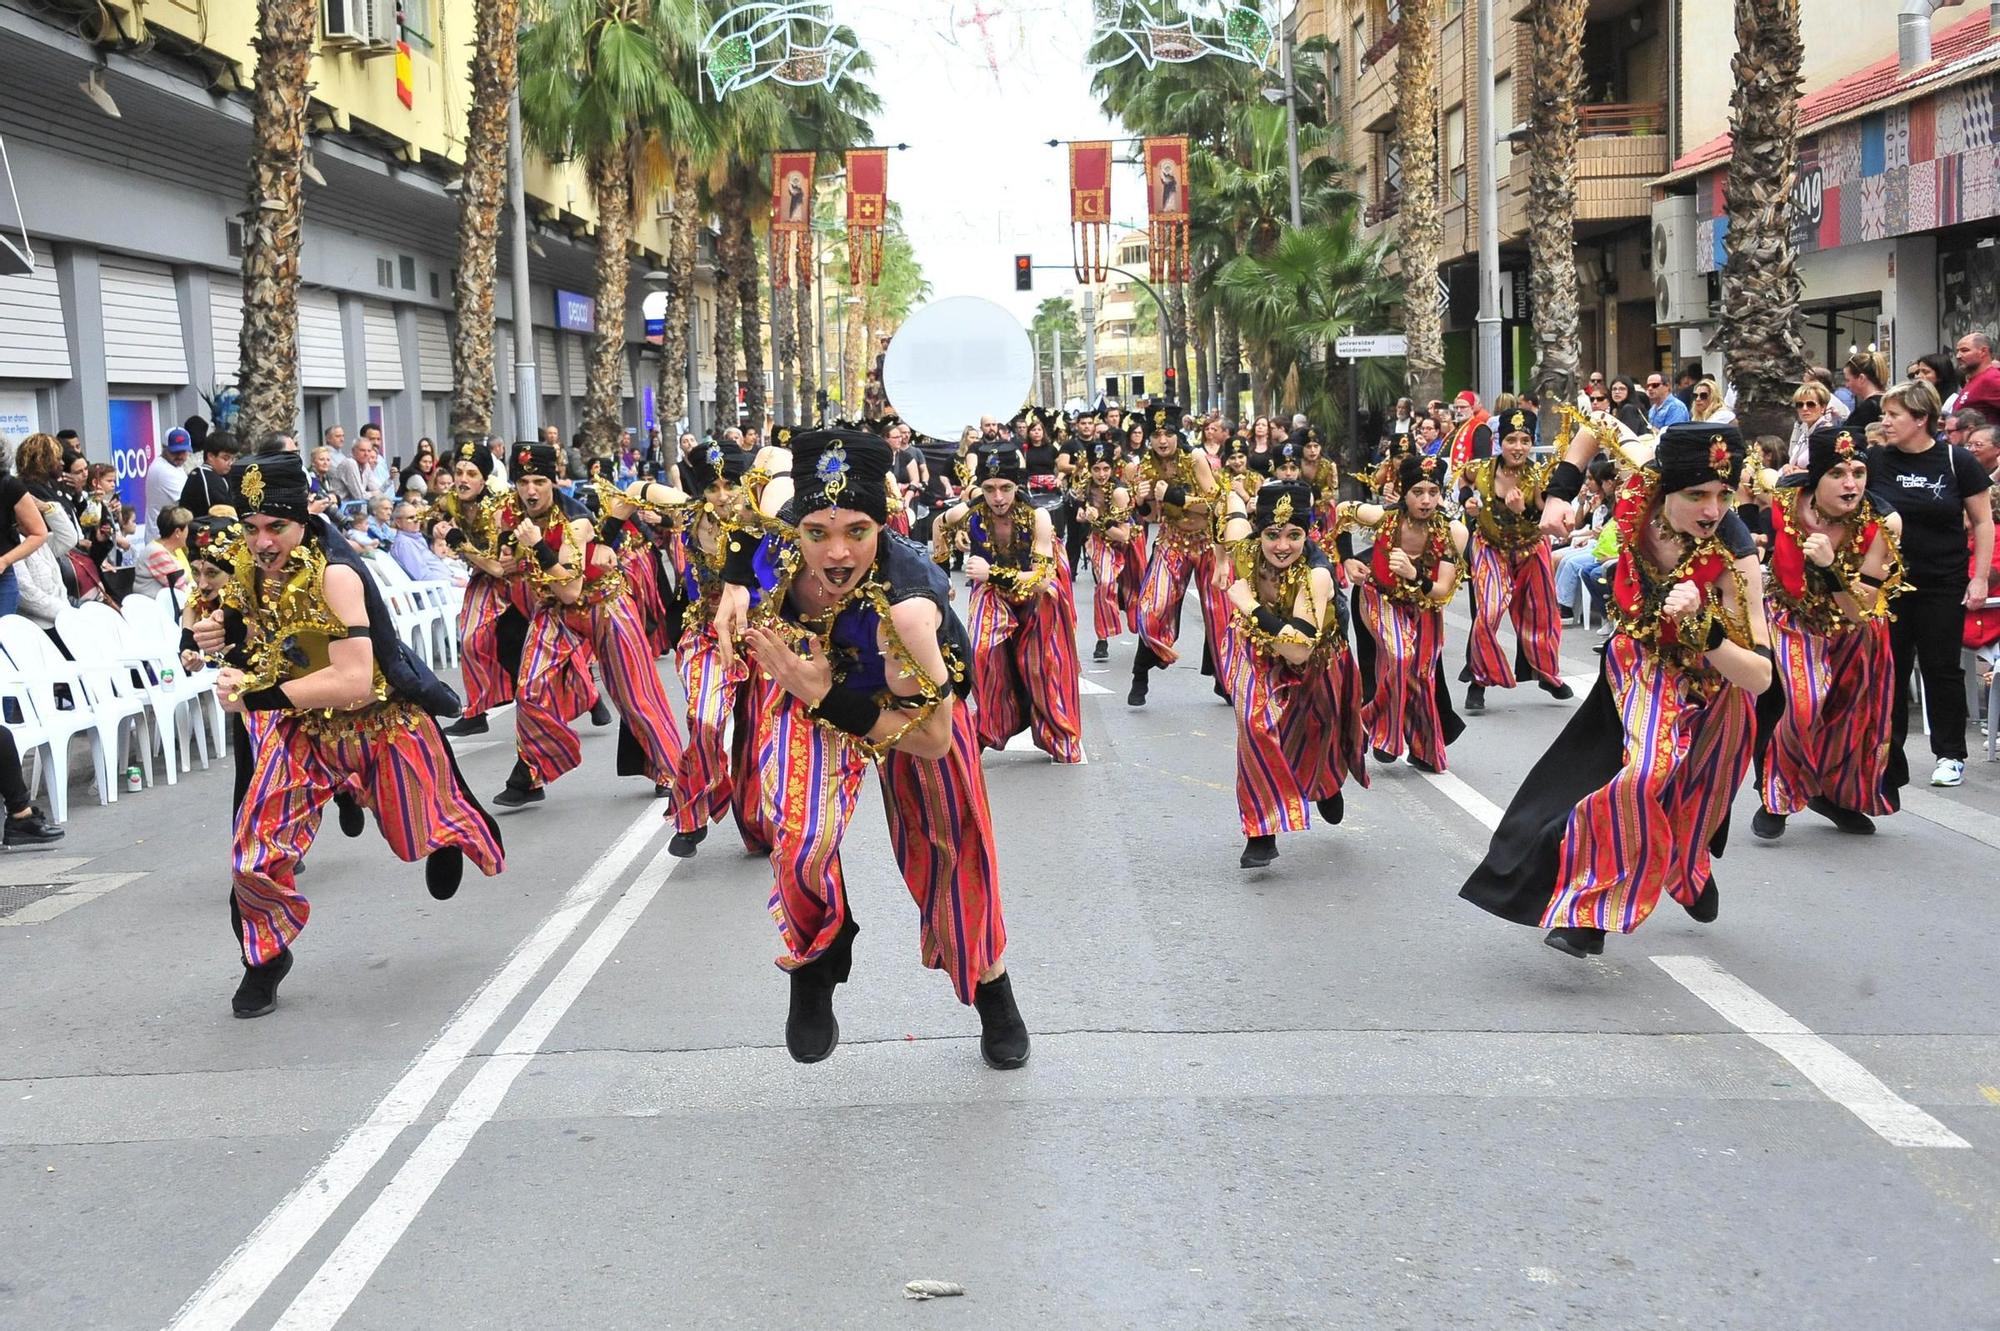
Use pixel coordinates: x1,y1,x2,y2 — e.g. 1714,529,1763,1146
1014,254,1032,292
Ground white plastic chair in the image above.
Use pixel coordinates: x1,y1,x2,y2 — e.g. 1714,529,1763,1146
0,668,63,822
64,602,213,783
120,591,227,761
0,614,148,806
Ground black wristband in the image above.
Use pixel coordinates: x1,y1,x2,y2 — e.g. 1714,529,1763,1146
1545,460,1585,504
1163,484,1188,507
1285,615,1318,637
600,517,628,551
1335,531,1356,560
1251,606,1286,636
1753,644,1774,663
1415,572,1435,593
1858,572,1885,589
1808,562,1842,591
721,533,761,586
179,627,199,655
242,685,291,712
808,685,881,738
1705,618,1728,651
444,527,467,549
533,543,561,571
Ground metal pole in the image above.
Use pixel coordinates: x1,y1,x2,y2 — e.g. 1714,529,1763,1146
1083,288,1099,405
772,257,790,426
815,263,828,417
506,91,540,440
1053,323,1064,405
1349,356,1361,466
684,281,700,436
1281,9,1303,229
1474,0,1503,404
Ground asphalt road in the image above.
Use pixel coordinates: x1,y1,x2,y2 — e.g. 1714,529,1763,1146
5,584,1999,1330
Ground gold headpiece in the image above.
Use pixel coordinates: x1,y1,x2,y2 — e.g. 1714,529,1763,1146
239,464,265,509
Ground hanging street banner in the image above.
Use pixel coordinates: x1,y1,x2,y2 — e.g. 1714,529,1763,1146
845,147,888,286
770,151,817,290
1144,135,1190,283
1069,141,1112,284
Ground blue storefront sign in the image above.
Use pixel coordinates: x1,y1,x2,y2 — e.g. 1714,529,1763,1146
555,289,597,334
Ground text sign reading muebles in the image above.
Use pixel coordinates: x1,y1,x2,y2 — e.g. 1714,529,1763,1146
1334,334,1408,359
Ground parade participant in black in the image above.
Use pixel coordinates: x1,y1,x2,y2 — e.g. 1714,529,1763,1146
1461,425,1772,959
192,453,503,1017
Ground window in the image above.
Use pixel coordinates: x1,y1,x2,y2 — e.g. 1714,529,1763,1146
429,271,441,299
398,255,417,291
1328,42,1342,119
1351,16,1366,62
397,0,429,46
1494,73,1514,177
1445,104,1466,202
377,258,395,288
1445,0,1462,15
1382,135,1403,197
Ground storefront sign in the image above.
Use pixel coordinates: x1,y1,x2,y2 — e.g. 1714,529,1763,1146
555,289,597,335
107,398,157,518
0,391,38,442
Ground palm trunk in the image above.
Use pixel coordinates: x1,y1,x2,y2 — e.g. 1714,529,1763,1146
1169,283,1192,406
1218,313,1241,419
772,282,795,425
735,187,766,431
1397,0,1444,406
795,264,817,424
658,196,697,433
1718,0,1809,440
447,0,519,441
1526,0,1585,419
582,152,631,454
711,178,742,431
1248,353,1270,420
236,0,318,441
1191,305,1211,414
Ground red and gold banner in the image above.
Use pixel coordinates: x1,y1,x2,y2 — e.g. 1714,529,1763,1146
769,151,816,290
1144,135,1190,283
844,148,888,287
1069,141,1112,284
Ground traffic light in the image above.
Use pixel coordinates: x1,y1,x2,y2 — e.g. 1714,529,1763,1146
1014,254,1032,291
1164,366,1178,403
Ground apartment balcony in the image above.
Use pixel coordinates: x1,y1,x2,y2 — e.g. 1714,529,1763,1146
1364,189,1402,227
1576,103,1667,222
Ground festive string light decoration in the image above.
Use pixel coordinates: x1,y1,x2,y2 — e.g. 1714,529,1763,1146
1089,0,1275,72
702,1,862,99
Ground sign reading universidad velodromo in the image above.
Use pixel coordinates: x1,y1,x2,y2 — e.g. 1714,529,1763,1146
555,289,597,335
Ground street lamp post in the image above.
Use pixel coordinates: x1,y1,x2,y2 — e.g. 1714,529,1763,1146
1279,6,1303,229
505,89,540,439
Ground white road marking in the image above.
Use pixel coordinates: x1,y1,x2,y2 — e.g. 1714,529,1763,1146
268,839,685,1331
1652,955,1971,1150
1002,730,1088,764
1898,788,2000,853
1413,767,1503,832
165,805,671,1331
1079,678,1113,696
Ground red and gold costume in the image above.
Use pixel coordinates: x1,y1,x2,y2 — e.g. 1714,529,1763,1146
1127,421,1226,701
425,478,531,720
1072,463,1137,643
1337,498,1464,770
1459,447,1565,692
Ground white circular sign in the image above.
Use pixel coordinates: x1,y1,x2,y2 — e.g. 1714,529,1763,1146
882,296,1032,442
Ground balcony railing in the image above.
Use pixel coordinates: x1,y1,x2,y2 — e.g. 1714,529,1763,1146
1579,102,1666,138
1365,190,1402,225
1362,20,1401,67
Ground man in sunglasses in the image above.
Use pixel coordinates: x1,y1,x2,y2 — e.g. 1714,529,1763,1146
1645,373,1691,429
1575,371,1606,414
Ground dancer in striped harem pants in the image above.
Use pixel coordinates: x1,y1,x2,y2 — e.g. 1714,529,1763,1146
1456,408,1573,714
711,429,1030,1070
1072,438,1134,661
1462,424,1774,960
493,443,685,807
1752,424,1906,840
666,440,770,857
196,451,503,1018
1217,481,1369,868
1337,452,1467,773
935,443,1084,762
1123,407,1222,706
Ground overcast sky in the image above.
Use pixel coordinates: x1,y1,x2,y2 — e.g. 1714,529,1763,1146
837,1,1156,324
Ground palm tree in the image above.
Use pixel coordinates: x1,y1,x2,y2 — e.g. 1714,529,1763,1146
521,0,703,454
1717,0,1809,439
235,0,318,441
1215,216,1396,464
1397,0,1444,407
1525,0,1585,417
447,0,522,441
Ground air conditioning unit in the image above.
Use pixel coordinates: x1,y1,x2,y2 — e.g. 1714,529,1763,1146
1652,195,1708,327
321,0,368,45
360,0,397,47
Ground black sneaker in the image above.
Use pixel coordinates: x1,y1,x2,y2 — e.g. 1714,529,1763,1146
335,792,365,838
1686,877,1720,924
973,971,1031,1070
1371,746,1398,765
653,782,673,800
3,807,63,848
1807,795,1875,835
1750,807,1787,840
1408,754,1442,775
1239,834,1278,868
493,759,544,809
1539,678,1575,701
589,698,612,727
231,949,294,1018
1092,639,1109,662
1315,793,1345,825
1464,684,1486,714
1543,927,1606,959
443,714,489,738
425,847,464,901
668,826,707,858
1126,676,1148,707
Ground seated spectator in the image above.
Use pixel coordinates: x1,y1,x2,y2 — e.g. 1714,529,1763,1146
131,505,192,607
344,509,380,553
1553,459,1618,621
1691,377,1736,424
364,494,396,547
388,500,456,583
